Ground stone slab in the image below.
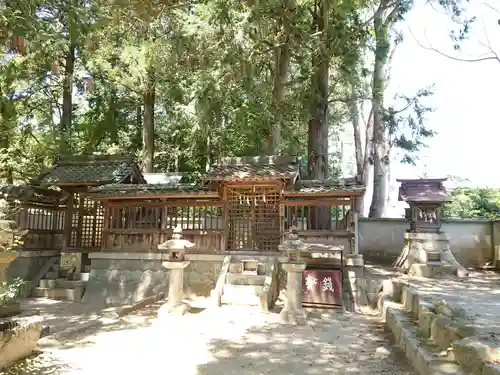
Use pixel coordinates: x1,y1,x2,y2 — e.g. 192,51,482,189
0,316,43,370
453,337,500,374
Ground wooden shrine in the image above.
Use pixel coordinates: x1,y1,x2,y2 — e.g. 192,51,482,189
86,155,365,255
0,155,365,258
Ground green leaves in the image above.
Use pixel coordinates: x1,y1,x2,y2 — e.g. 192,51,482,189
443,187,500,219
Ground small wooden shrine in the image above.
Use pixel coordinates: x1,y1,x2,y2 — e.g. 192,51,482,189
0,185,65,251
0,155,144,264
397,178,451,233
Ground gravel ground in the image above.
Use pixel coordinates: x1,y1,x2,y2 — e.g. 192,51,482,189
5,302,415,375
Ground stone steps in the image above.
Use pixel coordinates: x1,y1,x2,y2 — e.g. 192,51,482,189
33,261,89,302
226,273,266,285
221,284,263,306
378,280,500,375
218,256,279,311
32,287,84,301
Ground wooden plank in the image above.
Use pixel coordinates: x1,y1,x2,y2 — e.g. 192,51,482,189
296,230,354,237
90,193,221,201
283,191,363,197
282,199,350,207
103,229,223,235
107,200,224,208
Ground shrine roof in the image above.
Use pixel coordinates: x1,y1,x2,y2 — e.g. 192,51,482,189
397,178,451,202
34,154,146,186
204,155,299,182
87,183,219,200
0,184,65,205
286,177,365,195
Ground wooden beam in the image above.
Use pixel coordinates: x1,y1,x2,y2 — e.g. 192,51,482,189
283,191,364,197
282,199,350,207
106,200,223,207
89,193,221,201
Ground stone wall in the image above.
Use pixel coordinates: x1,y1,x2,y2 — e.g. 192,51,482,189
4,252,56,283
359,218,493,268
82,255,222,305
492,220,500,268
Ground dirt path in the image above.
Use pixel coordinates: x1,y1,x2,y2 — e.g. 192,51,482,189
6,303,415,375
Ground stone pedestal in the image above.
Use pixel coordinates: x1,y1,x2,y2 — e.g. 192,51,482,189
394,232,468,278
158,260,191,317
280,263,308,325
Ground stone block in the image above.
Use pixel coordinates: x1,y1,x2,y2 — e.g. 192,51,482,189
431,316,462,350
453,337,500,374
229,262,243,274
483,364,500,375
0,316,43,371
419,311,437,338
392,280,406,303
399,327,419,364
412,344,436,375
428,361,467,375
401,286,418,313
435,300,467,319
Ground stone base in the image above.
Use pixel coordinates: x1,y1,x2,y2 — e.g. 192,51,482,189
280,307,308,325
394,232,468,277
408,263,468,278
157,302,191,318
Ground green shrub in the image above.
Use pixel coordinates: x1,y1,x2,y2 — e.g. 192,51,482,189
0,278,25,305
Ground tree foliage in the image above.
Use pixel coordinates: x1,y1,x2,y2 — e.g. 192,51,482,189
443,188,500,219
0,0,470,217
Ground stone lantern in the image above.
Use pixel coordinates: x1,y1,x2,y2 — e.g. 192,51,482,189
278,226,310,325
157,226,195,317
394,179,468,277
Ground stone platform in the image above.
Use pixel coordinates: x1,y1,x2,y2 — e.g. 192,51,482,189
378,270,500,375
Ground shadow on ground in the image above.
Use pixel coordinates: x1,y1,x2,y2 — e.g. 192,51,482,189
195,310,414,375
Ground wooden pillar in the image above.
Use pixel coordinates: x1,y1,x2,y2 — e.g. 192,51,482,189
222,186,229,252
75,194,85,249
51,204,59,249
352,210,359,255
350,197,359,255
91,200,98,247
62,192,73,251
103,202,110,249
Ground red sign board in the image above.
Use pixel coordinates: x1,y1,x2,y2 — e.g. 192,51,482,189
302,269,343,307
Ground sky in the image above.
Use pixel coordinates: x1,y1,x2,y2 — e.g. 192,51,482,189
388,1,500,187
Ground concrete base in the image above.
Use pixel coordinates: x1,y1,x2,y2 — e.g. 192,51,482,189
83,257,222,305
395,232,468,277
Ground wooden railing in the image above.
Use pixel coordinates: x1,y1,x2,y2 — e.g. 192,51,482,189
101,229,223,251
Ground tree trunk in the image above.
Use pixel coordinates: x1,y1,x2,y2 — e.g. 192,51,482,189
308,0,330,229
59,43,76,154
369,7,390,218
350,85,363,180
142,67,155,173
267,24,291,155
353,104,374,215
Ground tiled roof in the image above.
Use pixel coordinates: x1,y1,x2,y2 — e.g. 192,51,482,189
205,155,299,182
0,185,65,204
290,177,365,194
35,155,145,186
87,183,219,198
397,178,451,202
